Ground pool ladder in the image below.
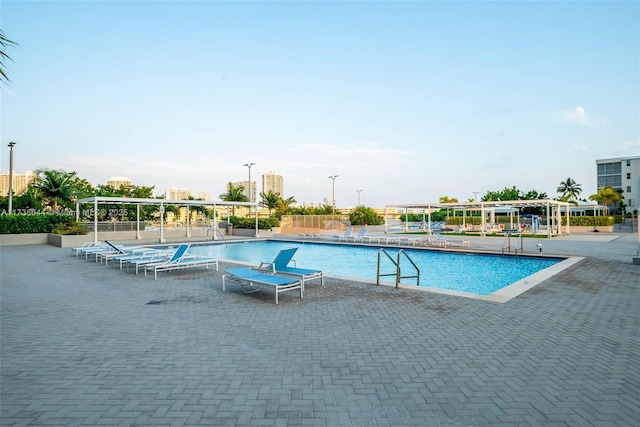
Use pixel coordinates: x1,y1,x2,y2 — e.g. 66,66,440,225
376,248,420,287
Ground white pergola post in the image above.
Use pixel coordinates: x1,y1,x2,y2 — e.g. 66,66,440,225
136,205,141,239
159,203,165,243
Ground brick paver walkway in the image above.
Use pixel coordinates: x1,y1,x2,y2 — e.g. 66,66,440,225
1,234,638,426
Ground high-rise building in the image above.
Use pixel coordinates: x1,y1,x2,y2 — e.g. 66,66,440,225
232,180,256,202
107,176,132,189
262,172,283,196
0,170,36,197
166,187,192,200
596,156,640,210
197,192,210,201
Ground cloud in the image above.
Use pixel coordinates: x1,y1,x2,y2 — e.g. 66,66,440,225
557,106,605,127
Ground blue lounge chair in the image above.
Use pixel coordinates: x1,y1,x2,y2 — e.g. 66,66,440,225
222,267,303,304
326,226,353,241
258,247,324,288
143,244,218,280
345,228,368,243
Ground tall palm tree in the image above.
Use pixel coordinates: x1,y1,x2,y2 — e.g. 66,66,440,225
219,182,248,216
589,187,622,215
557,177,582,202
1,29,18,84
32,168,78,211
260,190,281,216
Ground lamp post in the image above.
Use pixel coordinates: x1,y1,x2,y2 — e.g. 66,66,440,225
243,162,255,214
473,191,479,202
356,189,363,206
328,175,338,213
7,142,16,214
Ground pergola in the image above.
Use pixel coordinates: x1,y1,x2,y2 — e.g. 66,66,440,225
385,199,571,238
75,196,259,244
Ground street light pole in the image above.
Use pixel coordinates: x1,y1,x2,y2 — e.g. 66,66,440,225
243,162,255,214
473,191,479,202
328,175,338,213
7,142,16,214
357,189,363,206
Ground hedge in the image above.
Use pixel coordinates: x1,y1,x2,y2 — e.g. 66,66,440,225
0,214,76,234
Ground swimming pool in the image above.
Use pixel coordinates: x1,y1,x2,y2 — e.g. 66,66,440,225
187,240,569,299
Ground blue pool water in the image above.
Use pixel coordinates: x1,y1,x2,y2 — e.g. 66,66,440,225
187,240,562,296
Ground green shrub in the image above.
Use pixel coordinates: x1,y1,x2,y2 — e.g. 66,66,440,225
51,223,88,235
229,216,280,230
0,214,77,234
560,216,614,226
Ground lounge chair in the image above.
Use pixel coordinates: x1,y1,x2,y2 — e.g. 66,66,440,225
319,226,353,241
143,244,218,280
345,228,368,243
123,251,173,274
433,233,470,247
257,247,324,288
71,241,103,257
337,226,357,242
222,267,303,304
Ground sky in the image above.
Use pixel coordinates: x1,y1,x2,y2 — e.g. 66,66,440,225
1,0,639,208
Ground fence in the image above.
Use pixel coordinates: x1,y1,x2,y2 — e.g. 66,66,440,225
280,215,350,235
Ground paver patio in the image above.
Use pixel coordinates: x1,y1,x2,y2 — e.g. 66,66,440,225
1,233,638,426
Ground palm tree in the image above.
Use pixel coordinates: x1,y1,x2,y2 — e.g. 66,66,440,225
277,196,297,218
219,182,248,216
259,190,281,216
32,168,78,211
589,187,623,215
557,178,582,203
1,29,18,84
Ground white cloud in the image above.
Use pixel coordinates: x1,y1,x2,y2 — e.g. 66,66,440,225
557,106,603,127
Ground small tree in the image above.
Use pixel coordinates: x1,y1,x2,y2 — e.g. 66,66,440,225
589,187,622,215
349,206,384,226
259,190,281,216
219,182,248,216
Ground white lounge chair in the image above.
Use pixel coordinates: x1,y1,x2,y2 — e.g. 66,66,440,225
143,244,218,280
222,267,303,304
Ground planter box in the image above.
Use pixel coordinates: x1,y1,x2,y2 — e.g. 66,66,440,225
232,229,273,238
0,233,49,246
569,225,614,233
48,233,95,248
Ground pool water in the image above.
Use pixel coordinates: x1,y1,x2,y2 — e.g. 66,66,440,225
188,240,562,296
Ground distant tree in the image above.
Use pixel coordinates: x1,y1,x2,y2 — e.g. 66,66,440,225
438,196,458,204
0,29,18,84
557,177,582,203
259,190,281,216
276,196,297,218
522,190,548,200
32,168,79,211
589,187,623,215
349,206,384,226
219,182,248,216
483,186,521,201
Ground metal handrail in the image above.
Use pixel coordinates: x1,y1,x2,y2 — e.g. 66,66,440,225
397,249,420,286
377,248,420,288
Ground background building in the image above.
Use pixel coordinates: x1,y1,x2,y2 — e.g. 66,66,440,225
262,172,283,196
0,170,35,197
596,156,639,211
197,192,210,201
165,187,192,200
107,176,132,189
233,180,256,203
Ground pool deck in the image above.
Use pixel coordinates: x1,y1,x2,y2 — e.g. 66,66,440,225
1,233,638,426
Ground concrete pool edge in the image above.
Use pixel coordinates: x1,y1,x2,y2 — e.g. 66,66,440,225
317,256,584,304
